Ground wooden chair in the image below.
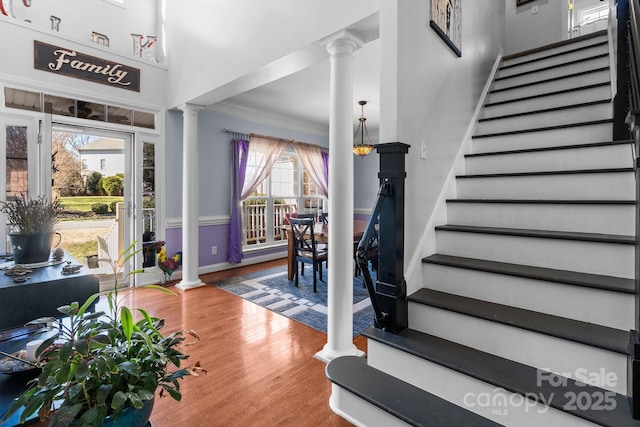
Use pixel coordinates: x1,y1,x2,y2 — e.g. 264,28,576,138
321,212,329,224
296,213,316,220
289,217,328,292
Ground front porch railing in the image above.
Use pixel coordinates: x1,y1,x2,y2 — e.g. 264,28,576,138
242,202,295,245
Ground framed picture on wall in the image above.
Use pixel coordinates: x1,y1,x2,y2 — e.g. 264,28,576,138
429,0,462,57
516,0,536,5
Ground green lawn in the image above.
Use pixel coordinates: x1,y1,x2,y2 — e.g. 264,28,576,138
65,241,98,264
59,196,124,213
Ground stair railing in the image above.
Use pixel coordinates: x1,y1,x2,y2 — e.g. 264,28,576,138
356,142,410,334
623,0,640,419
356,179,390,329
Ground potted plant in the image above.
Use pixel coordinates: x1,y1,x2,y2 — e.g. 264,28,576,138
0,194,62,264
1,237,201,426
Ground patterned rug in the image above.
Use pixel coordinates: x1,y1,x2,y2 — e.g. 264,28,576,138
210,264,374,337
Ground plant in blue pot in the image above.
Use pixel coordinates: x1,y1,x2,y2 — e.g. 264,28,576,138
1,237,203,426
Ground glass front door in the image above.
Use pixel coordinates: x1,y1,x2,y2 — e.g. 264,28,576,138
50,125,134,285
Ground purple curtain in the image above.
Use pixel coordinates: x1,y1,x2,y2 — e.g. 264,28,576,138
322,151,329,189
229,139,249,263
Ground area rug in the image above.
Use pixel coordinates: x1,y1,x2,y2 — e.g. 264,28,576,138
210,264,374,337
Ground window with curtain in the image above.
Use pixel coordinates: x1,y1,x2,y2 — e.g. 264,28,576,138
242,147,325,247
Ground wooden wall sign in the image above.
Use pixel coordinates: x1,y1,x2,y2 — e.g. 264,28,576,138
34,40,140,92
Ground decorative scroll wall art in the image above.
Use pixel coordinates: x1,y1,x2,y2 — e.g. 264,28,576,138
429,0,462,57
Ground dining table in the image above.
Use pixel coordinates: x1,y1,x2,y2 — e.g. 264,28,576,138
282,219,369,281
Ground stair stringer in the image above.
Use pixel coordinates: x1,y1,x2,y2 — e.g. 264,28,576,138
404,53,503,297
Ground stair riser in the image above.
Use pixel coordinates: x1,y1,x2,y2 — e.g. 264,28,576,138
446,202,635,235
408,305,627,394
502,36,608,68
368,340,611,426
329,385,410,427
483,85,611,119
423,263,634,330
475,103,612,135
494,56,610,91
488,69,610,104
465,144,632,174
435,230,634,278
473,123,612,153
471,123,612,153
498,43,609,78
456,172,635,200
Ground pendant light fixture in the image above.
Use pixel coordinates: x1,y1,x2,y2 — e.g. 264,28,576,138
353,100,374,158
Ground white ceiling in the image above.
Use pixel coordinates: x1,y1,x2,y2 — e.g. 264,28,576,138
206,30,380,141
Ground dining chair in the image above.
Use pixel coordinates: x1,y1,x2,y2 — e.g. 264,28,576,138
296,213,316,220
289,217,328,292
321,212,329,224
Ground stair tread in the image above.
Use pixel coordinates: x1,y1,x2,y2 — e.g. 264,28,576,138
503,30,607,61
409,288,629,354
422,253,635,294
466,139,632,158
495,53,608,82
485,82,611,108
500,40,608,71
447,198,636,205
326,356,502,427
457,167,634,178
478,99,611,123
435,224,635,245
490,67,609,95
472,119,613,138
363,327,640,427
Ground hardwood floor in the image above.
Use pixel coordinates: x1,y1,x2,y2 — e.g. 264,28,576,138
122,259,367,426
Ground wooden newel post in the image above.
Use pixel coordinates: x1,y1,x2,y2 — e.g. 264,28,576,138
374,142,409,334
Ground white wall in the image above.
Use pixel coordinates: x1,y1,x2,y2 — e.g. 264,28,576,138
505,0,565,55
3,0,158,60
0,18,167,110
379,0,505,284
164,0,381,109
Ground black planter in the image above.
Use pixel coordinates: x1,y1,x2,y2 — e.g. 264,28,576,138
9,232,59,264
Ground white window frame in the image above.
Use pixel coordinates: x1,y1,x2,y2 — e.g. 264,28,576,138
242,148,325,249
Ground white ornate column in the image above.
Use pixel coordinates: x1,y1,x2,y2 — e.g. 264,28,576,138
176,103,205,291
315,31,365,363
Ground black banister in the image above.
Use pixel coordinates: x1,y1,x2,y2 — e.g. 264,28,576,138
357,142,409,334
356,179,390,329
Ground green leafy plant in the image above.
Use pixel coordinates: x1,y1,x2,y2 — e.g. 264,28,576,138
0,194,61,234
91,203,109,215
2,237,201,426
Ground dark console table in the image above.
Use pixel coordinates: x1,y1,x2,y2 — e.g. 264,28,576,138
0,252,99,426
0,254,99,332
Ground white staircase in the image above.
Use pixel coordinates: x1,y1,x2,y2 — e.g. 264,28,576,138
327,30,640,426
